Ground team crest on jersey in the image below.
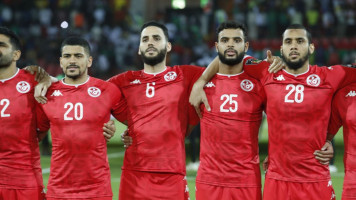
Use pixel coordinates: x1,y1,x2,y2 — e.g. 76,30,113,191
88,87,101,97
16,81,30,93
240,79,254,91
164,71,177,81
245,58,262,65
306,74,320,87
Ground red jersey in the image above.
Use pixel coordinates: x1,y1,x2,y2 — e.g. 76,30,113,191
0,69,43,190
36,77,126,199
197,71,265,187
244,57,356,182
108,66,202,174
328,83,356,188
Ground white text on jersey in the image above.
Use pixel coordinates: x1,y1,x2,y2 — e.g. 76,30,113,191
346,90,356,97
51,90,63,96
205,82,215,88
274,75,285,81
130,79,141,84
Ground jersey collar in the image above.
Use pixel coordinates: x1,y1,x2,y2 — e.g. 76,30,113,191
0,68,20,83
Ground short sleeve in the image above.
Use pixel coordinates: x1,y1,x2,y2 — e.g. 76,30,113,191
35,103,50,132
327,89,344,135
108,83,127,123
243,59,270,81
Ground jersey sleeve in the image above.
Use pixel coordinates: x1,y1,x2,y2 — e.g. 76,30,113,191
330,65,356,90
111,88,128,123
243,58,270,81
327,89,344,135
35,102,50,132
180,65,205,126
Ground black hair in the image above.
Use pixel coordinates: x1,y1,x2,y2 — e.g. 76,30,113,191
60,36,91,56
140,21,169,40
216,21,248,42
0,27,21,50
283,24,312,44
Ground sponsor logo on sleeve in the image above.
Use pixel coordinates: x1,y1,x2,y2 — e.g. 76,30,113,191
306,74,320,87
240,79,254,91
164,71,177,81
88,87,101,97
16,81,31,93
245,58,262,65
346,90,356,97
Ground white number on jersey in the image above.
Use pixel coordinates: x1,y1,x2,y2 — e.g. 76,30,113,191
0,99,10,117
146,82,155,98
220,94,238,112
64,102,83,120
284,84,304,103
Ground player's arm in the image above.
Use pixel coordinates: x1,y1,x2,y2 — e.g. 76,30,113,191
313,136,334,165
24,65,58,104
37,130,48,142
103,120,116,142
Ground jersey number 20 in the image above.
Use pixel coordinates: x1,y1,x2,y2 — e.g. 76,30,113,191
64,102,83,120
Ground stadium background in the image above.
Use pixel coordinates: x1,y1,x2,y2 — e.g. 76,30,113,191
1,0,355,199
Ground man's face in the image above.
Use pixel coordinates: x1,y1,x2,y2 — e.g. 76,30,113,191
60,45,92,80
281,29,314,70
216,29,247,66
139,26,171,66
0,34,16,69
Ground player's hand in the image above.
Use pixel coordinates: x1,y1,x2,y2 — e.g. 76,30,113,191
189,80,211,118
121,130,132,148
314,141,334,165
35,76,58,104
265,50,285,73
103,120,116,141
262,156,269,172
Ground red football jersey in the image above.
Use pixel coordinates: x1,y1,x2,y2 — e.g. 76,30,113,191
197,71,265,187
36,77,126,198
244,58,356,182
108,66,203,174
0,69,43,189
328,83,356,188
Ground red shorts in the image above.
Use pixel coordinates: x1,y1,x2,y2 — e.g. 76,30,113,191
342,187,356,199
263,178,336,200
196,182,261,200
47,198,111,200
0,188,45,200
119,170,189,200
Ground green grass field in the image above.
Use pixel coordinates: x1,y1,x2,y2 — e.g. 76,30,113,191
40,120,346,200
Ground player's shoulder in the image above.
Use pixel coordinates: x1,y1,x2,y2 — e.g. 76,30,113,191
243,55,267,66
17,69,36,82
108,70,140,85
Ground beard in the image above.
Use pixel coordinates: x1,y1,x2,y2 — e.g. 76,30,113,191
64,65,84,79
0,53,13,69
140,48,166,66
218,49,245,66
281,50,310,70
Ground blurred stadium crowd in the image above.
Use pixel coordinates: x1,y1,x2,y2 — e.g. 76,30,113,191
0,0,355,79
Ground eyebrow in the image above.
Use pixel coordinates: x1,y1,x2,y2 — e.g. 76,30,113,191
220,36,242,40
0,41,8,46
62,53,84,56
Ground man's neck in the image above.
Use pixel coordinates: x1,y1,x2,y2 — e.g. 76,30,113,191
143,62,167,74
218,61,243,75
0,64,17,80
63,75,89,85
285,63,309,75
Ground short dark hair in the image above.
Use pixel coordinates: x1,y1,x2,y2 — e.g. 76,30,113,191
140,21,169,40
283,24,312,44
216,21,248,42
0,27,21,50
60,36,91,56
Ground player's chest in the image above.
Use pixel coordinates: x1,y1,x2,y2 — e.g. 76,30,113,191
264,78,333,110
204,78,263,116
44,88,112,122
0,80,35,119
122,78,187,108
